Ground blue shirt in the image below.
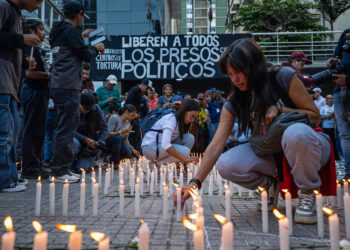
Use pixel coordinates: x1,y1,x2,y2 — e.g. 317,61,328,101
157,95,173,107
207,99,223,123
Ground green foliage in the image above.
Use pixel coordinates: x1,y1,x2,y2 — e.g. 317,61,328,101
316,0,350,30
229,0,327,33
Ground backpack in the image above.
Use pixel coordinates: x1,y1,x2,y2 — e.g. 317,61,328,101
140,108,176,159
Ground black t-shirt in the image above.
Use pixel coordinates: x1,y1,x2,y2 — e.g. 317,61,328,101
22,46,49,89
126,85,143,113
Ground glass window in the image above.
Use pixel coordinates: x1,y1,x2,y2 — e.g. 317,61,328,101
53,10,59,24
44,3,51,26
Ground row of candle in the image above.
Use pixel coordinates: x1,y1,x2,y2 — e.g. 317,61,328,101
1,216,150,250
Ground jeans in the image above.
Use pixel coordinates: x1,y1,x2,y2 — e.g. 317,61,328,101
106,135,132,165
44,110,56,161
217,123,331,190
208,122,219,142
0,95,19,189
16,107,23,162
142,133,194,164
51,89,80,176
20,85,48,175
72,138,95,172
334,91,350,174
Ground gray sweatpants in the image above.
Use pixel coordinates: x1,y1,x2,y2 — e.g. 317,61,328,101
217,123,331,190
142,133,194,164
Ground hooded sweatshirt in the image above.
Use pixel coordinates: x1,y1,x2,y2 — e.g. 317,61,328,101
49,21,98,90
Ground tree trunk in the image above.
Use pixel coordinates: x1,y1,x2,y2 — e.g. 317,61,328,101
330,21,334,41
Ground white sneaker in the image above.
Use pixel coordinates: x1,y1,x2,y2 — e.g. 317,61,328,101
54,173,80,183
0,183,26,192
68,170,80,178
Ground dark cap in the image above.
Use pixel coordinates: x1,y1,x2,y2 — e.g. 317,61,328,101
210,88,217,94
141,79,153,89
289,51,312,65
81,93,96,111
172,95,183,104
63,1,89,19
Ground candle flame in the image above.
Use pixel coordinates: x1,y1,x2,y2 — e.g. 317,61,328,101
282,189,288,193
322,207,334,216
314,190,320,195
90,232,105,242
188,213,199,220
182,217,198,231
224,185,229,191
136,177,139,184
213,214,227,224
336,180,339,184
80,168,85,173
140,219,144,224
348,179,350,183
273,209,286,220
92,167,95,172
38,176,41,182
172,181,179,188
65,179,68,184
163,182,166,187
4,216,13,231
121,180,124,185
51,176,55,182
32,221,42,233
56,224,76,233
258,186,265,192
91,177,96,183
82,178,85,183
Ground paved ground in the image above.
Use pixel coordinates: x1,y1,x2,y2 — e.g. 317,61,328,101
0,164,348,250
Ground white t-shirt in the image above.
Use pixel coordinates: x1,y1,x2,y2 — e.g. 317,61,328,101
314,96,326,111
141,113,179,151
320,105,334,129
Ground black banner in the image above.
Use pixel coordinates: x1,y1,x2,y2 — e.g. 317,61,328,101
90,33,251,81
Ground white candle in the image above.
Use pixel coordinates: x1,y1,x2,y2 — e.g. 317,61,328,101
315,191,324,238
323,207,339,250
279,217,289,250
225,185,231,220
154,167,158,188
119,181,125,216
50,177,55,216
238,185,242,197
1,216,15,250
193,230,204,250
218,175,223,195
80,179,86,216
163,184,168,220
135,178,140,217
169,172,173,195
159,170,164,195
32,221,48,250
195,214,205,231
176,186,181,221
146,167,150,187
260,187,268,233
62,179,69,216
98,238,110,250
221,221,233,250
139,169,144,195
35,177,42,216
345,179,349,194
93,180,99,216
150,171,154,195
209,174,213,196
104,169,109,195
180,170,184,187
337,181,342,208
130,170,135,195
138,222,149,250
68,231,82,250
344,192,350,240
98,165,102,188
80,168,85,182
283,190,293,236
92,169,96,195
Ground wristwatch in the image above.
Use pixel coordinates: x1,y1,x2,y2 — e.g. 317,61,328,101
189,178,202,190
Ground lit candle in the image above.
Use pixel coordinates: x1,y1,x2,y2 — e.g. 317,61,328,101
322,207,339,250
80,178,86,216
130,169,135,195
159,170,164,195
238,185,242,197
111,163,114,186
135,178,140,217
62,179,69,216
224,185,231,220
337,180,342,208
139,168,144,195
119,180,125,216
56,224,81,250
182,217,203,250
282,189,293,236
214,214,233,250
344,192,350,240
138,221,149,250
98,165,102,189
195,212,205,231
104,169,109,195
1,216,16,250
35,176,42,216
314,190,324,238
150,171,154,195
93,178,99,216
169,172,173,195
258,187,268,233
163,183,168,220
209,174,213,196
50,177,55,216
32,221,48,250
80,168,85,182
90,232,110,250
344,179,349,194
175,183,181,222
273,209,289,250
180,170,184,187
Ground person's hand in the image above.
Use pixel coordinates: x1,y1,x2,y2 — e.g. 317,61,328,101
84,137,97,148
332,74,347,87
132,149,141,157
82,29,94,38
265,105,279,125
184,157,198,165
173,185,192,209
23,34,40,46
28,58,37,70
94,43,105,52
326,58,341,69
107,97,114,103
163,103,171,109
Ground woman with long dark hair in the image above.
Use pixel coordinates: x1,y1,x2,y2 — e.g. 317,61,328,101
106,104,141,165
177,39,334,225
142,99,200,164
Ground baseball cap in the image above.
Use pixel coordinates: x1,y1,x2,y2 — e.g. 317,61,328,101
63,1,90,19
172,95,183,104
313,87,322,93
210,88,217,94
141,79,153,89
197,93,205,99
106,75,118,84
289,51,312,65
81,93,96,111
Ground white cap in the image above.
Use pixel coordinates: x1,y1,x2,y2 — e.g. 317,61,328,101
106,75,117,84
313,87,322,93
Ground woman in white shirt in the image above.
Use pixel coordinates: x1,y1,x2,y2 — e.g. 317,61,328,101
142,99,200,164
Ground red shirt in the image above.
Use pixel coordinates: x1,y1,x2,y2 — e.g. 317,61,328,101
147,97,158,111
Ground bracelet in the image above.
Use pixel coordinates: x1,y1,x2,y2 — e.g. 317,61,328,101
189,178,202,190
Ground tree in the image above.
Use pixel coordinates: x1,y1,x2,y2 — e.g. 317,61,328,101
229,0,327,33
316,0,350,31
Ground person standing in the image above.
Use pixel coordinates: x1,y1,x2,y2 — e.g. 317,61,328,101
313,87,325,111
96,74,121,114
81,63,94,92
146,87,158,112
49,0,104,183
0,0,42,192
20,19,50,179
157,83,173,108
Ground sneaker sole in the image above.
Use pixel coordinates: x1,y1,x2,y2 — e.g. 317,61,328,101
294,215,317,224
54,177,80,183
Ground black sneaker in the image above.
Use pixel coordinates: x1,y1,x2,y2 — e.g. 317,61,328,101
257,177,280,211
0,183,26,192
295,189,317,224
21,169,51,179
17,178,28,186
